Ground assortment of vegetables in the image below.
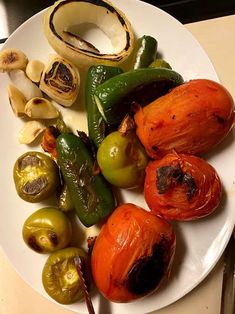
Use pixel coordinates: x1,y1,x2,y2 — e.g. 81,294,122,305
1,0,235,312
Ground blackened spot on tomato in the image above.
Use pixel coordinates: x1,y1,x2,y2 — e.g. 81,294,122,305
172,115,176,120
157,164,197,200
49,231,58,246
182,172,197,200
126,241,166,295
28,236,42,252
213,114,225,124
157,165,183,194
152,145,159,152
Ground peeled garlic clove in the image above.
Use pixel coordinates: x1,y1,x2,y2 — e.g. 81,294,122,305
18,121,46,144
26,59,45,83
0,48,28,72
39,55,80,107
25,97,59,119
9,69,43,101
7,84,26,117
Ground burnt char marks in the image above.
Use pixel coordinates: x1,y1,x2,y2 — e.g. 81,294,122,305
49,0,131,57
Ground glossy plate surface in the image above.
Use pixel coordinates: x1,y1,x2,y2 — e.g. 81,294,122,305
0,0,234,313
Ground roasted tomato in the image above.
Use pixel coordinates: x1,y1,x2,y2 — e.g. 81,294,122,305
144,152,222,220
42,247,90,304
134,79,234,159
13,151,60,203
22,207,72,253
91,203,176,303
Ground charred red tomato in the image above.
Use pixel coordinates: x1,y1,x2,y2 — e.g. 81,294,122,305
144,152,222,221
91,203,176,303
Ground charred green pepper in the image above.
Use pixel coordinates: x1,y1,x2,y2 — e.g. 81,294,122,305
129,35,158,69
56,133,115,227
57,183,74,212
94,67,184,126
85,65,123,148
13,151,60,203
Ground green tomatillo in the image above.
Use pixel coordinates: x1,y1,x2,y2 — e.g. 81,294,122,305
22,207,72,253
97,131,148,189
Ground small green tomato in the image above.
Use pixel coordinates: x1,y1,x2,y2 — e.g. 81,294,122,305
22,207,72,253
97,131,148,188
42,247,90,304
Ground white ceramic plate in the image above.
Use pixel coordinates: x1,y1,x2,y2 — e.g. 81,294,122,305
0,1,235,314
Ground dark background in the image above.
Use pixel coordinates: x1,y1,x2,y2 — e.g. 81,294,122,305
1,0,235,42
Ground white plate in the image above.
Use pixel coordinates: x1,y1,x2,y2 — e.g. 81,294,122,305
0,1,234,314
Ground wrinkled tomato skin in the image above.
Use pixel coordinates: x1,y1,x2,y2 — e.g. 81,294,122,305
91,203,176,303
144,152,222,221
134,79,234,159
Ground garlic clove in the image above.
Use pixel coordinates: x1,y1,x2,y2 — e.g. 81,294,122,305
0,48,28,72
39,54,80,107
7,84,26,117
26,59,45,83
9,69,43,101
24,97,60,119
18,121,46,144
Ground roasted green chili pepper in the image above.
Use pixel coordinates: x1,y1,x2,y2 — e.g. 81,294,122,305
129,35,158,69
85,65,123,148
149,58,172,69
13,151,60,203
94,67,184,126
57,183,74,212
56,133,115,227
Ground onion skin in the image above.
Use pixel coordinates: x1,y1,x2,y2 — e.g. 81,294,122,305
91,203,176,303
134,79,234,159
144,152,222,221
43,0,134,68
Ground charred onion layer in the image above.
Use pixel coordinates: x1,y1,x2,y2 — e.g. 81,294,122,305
43,0,134,67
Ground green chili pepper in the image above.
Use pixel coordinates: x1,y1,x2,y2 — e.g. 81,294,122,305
149,58,172,69
85,65,123,148
94,67,184,126
56,133,115,227
129,35,158,69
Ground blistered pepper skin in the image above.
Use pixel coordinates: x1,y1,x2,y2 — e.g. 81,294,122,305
134,79,234,159
56,133,115,227
91,203,176,303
